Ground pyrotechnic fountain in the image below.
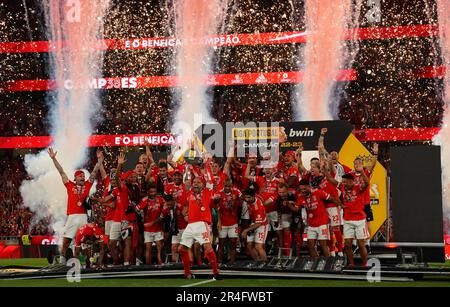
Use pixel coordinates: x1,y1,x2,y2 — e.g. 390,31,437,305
433,0,450,232
20,0,110,237
171,0,228,158
296,0,360,120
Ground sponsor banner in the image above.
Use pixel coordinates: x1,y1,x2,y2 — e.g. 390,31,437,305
0,25,438,53
279,120,354,152
0,128,443,149
0,70,356,92
196,121,386,239
0,134,179,149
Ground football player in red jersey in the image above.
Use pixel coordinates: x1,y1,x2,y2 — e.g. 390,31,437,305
48,148,103,265
74,223,106,269
317,128,352,181
215,177,241,265
276,183,300,256
245,161,282,253
101,152,138,266
324,164,370,267
92,164,121,266
288,179,343,258
164,170,188,262
241,188,269,263
279,151,300,192
136,184,167,265
178,159,221,279
350,143,378,252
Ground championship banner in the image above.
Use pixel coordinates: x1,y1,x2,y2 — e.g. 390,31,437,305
0,24,438,53
0,133,180,149
195,120,387,239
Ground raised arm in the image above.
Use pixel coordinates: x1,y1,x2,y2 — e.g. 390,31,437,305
115,152,126,189
222,143,235,177
318,128,329,161
244,162,256,182
366,143,379,173
88,150,104,183
295,142,307,174
321,159,339,187
98,150,108,181
145,144,156,168
48,148,69,184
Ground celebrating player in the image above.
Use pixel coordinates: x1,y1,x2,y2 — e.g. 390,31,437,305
48,147,103,264
74,222,106,269
178,159,221,279
241,188,269,264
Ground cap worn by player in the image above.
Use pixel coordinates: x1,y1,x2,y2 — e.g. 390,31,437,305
74,170,84,178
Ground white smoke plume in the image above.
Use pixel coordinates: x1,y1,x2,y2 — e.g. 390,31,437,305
19,0,110,237
433,0,450,233
171,0,228,159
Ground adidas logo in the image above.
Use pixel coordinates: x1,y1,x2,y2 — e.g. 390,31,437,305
255,74,267,84
231,75,243,84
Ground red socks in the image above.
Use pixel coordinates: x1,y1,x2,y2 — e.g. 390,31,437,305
282,232,292,256
334,229,344,252
179,248,192,278
205,249,219,275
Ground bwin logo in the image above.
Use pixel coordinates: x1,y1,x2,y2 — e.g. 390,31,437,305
289,128,314,137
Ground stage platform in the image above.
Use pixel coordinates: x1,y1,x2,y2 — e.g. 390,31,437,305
1,253,449,282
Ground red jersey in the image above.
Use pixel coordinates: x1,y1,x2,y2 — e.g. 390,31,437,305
255,176,281,213
276,162,299,187
65,181,93,215
316,176,339,208
112,183,136,222
247,198,268,225
241,164,263,190
137,196,167,232
350,169,371,205
296,189,330,227
186,188,214,224
74,223,104,247
164,182,187,205
102,176,115,222
339,183,366,221
217,188,242,226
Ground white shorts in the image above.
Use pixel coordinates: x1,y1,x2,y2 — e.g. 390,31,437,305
241,202,250,220
281,214,292,229
307,224,330,240
343,219,370,240
247,224,269,244
266,211,282,231
105,220,112,236
327,207,343,227
144,231,164,243
171,228,186,245
63,214,87,240
109,222,121,241
219,224,239,239
180,221,212,248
